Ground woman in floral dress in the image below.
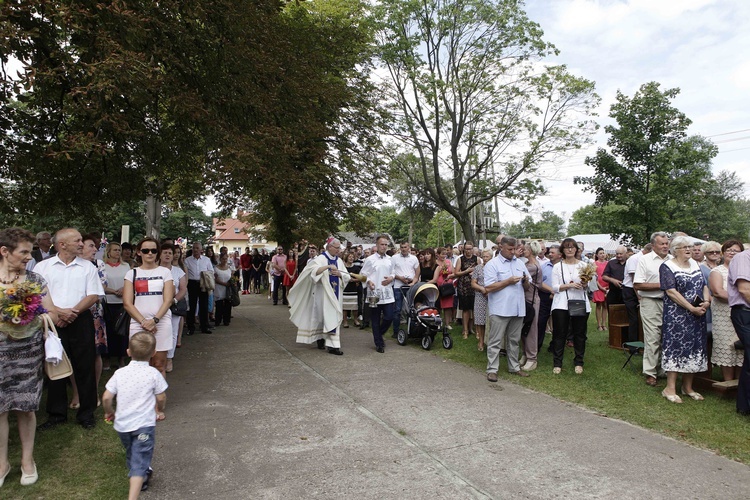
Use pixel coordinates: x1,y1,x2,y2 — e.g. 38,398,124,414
471,249,493,351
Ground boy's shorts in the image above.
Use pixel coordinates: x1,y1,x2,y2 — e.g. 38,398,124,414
118,426,156,477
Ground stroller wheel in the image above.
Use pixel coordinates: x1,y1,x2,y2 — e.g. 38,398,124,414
442,334,453,350
397,329,408,346
421,335,432,350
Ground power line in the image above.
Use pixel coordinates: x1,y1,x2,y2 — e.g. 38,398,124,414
706,128,750,138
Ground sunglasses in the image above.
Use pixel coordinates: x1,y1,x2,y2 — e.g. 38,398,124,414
140,248,159,254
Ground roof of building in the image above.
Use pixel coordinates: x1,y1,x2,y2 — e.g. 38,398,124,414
213,217,250,241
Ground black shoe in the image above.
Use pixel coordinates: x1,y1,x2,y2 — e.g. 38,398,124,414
273,302,278,306
80,419,96,430
283,301,289,305
186,329,194,336
316,339,326,350
37,418,66,431
376,346,384,353
499,348,507,357
201,329,213,334
223,323,230,326
328,348,343,355
141,467,153,491
391,333,397,338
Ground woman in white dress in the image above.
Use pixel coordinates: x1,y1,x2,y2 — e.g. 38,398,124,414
708,239,745,382
123,238,175,383
161,244,187,373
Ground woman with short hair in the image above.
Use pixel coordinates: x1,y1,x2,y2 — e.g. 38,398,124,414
522,241,543,371
708,240,744,381
471,249,493,351
659,236,710,403
161,244,187,373
103,242,130,370
0,228,57,486
433,247,455,328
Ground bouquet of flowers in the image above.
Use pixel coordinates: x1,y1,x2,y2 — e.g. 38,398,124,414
441,263,450,277
0,280,47,339
578,263,597,284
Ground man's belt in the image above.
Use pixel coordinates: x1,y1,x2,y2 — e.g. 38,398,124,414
731,305,750,312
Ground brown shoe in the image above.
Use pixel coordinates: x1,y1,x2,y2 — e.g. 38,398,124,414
487,372,498,382
645,376,657,386
511,370,530,377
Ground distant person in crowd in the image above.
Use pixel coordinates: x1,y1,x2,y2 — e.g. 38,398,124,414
31,231,55,263
291,238,349,355
550,238,590,375
103,242,130,370
160,244,186,374
455,241,478,340
434,247,455,328
471,249,494,351
121,242,137,267
360,235,396,353
0,228,57,487
622,243,651,343
103,332,168,498
283,248,298,292
260,249,270,290
727,234,750,416
700,241,721,336
240,247,252,294
123,238,175,387
80,234,108,406
593,247,609,331
659,236,710,403
538,244,560,352
185,241,214,335
521,241,543,372
271,246,288,306
420,248,437,283
391,242,419,337
205,246,217,266
602,246,627,306
213,252,234,327
250,248,263,294
634,232,672,387
484,236,531,381
708,240,744,382
691,242,704,265
341,252,361,328
35,228,104,430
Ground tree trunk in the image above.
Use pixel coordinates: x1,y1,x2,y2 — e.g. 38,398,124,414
145,195,161,240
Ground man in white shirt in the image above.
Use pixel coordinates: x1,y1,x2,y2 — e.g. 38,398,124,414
35,228,105,430
185,241,215,334
360,235,395,353
391,242,419,337
634,232,671,387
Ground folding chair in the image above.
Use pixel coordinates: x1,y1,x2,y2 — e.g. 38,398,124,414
621,341,644,371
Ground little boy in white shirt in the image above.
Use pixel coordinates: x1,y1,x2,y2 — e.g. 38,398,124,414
103,332,168,499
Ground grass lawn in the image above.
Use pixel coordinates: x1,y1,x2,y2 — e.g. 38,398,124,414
411,309,750,465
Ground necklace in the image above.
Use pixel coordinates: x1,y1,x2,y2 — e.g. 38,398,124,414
0,272,19,285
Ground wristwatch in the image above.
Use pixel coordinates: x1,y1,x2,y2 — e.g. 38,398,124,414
153,317,160,324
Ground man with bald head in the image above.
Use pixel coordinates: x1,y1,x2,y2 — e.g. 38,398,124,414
602,245,628,306
35,228,105,430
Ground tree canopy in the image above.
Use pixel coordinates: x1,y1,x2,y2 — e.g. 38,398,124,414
574,81,744,245
375,0,599,243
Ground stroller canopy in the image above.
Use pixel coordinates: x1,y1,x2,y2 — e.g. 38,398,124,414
406,282,439,307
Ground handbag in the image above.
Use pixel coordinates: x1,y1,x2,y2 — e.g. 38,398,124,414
229,281,241,307
200,270,215,291
170,297,188,316
42,315,73,380
113,268,135,337
439,282,455,297
562,263,588,317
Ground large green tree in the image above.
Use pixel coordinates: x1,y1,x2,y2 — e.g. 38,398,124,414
506,210,566,240
575,82,720,245
375,0,599,243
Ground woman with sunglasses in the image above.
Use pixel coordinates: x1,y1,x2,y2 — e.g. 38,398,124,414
550,237,591,374
123,238,175,391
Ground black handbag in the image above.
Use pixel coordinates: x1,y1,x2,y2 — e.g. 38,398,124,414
171,297,188,317
439,282,455,297
562,263,587,317
113,268,135,337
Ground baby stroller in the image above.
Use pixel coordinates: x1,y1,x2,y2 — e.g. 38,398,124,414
396,282,453,350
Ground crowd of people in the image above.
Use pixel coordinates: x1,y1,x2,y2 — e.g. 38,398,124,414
2,226,750,495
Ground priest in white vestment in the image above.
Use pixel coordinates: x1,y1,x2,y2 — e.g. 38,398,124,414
289,238,350,355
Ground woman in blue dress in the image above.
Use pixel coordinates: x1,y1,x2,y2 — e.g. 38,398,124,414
659,236,711,403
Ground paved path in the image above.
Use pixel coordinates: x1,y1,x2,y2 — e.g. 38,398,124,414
152,295,750,499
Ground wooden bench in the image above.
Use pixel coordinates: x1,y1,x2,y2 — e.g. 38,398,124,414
608,304,630,349
712,379,739,390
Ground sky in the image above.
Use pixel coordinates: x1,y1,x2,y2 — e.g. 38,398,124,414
514,0,750,224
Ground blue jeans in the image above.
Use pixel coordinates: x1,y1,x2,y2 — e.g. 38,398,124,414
118,426,156,477
392,286,409,334
371,302,394,349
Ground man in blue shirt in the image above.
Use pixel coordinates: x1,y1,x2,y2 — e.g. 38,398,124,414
484,236,532,381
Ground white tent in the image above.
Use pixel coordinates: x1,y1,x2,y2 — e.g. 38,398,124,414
567,234,626,254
